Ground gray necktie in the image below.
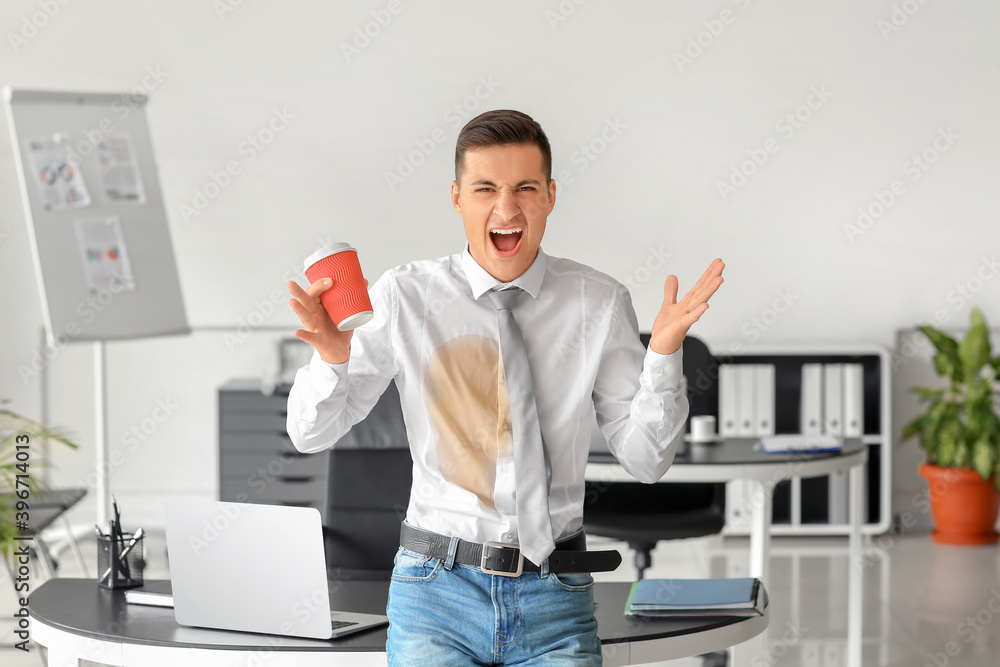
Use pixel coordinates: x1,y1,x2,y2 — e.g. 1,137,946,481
488,286,555,566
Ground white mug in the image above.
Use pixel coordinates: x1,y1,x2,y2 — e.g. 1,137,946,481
690,415,718,442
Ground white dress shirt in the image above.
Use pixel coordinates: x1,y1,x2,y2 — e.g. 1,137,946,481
286,246,689,549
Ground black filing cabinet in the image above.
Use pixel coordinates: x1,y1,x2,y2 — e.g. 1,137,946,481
218,380,329,520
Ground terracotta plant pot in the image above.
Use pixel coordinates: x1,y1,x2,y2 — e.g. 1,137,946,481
919,463,1000,545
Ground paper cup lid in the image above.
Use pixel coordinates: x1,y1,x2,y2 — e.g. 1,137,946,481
303,243,356,273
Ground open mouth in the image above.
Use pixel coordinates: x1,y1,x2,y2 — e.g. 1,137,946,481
489,227,523,256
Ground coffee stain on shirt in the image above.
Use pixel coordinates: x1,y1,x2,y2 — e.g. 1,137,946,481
424,335,513,510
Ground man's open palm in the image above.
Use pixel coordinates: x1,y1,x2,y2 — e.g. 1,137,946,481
649,258,725,355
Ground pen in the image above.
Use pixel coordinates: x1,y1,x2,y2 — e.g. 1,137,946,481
100,527,144,583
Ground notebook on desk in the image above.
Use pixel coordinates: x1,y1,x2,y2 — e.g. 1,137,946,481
758,434,842,454
624,577,766,618
163,498,388,640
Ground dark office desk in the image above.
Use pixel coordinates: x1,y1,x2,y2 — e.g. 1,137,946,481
29,578,767,666
587,437,868,667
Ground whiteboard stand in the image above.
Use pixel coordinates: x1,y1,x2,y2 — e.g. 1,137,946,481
5,88,189,530
94,341,109,527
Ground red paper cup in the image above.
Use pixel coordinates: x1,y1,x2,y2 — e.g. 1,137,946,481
303,243,373,331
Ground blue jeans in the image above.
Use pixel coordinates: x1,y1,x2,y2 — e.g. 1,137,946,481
385,544,602,665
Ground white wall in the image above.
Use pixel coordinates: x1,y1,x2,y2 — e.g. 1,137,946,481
1,0,998,529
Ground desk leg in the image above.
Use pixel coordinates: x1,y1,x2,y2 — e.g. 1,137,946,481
748,479,772,586
848,464,863,667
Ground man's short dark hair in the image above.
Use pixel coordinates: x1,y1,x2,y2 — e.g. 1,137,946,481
454,110,552,185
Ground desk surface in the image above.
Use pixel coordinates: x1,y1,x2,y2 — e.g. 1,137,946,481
590,436,866,467
30,578,764,653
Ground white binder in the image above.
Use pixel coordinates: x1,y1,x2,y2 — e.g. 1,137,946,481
719,364,740,436
800,364,824,435
755,364,776,435
843,363,864,437
824,363,847,523
823,364,844,436
737,365,756,436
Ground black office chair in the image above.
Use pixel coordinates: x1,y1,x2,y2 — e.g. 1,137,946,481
322,382,413,581
583,334,726,580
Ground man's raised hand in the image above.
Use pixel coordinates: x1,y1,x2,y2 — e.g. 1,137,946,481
286,278,367,365
648,258,725,356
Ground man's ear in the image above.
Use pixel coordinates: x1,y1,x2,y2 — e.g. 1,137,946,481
547,178,557,215
451,180,462,214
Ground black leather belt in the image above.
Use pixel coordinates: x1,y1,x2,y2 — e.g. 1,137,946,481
399,523,622,577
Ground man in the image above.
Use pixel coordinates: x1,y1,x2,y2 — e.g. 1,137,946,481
286,109,724,664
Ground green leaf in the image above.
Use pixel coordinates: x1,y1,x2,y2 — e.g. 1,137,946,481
920,325,961,381
932,353,958,383
913,386,946,401
971,436,995,482
936,420,961,466
958,308,992,378
902,413,931,440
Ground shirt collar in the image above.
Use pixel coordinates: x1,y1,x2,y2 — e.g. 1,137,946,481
461,245,547,300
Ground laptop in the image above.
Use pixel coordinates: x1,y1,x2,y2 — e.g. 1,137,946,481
164,498,389,639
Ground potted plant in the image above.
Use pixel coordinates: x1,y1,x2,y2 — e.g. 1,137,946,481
0,401,79,561
902,307,1000,545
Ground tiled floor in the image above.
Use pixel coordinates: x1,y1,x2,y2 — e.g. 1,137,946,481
2,529,999,666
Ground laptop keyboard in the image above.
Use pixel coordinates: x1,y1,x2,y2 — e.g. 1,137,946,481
331,620,360,631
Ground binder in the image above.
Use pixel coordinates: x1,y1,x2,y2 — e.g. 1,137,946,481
719,364,739,436
754,364,775,435
802,642,821,667
832,362,864,523
800,364,824,435
823,364,844,436
737,365,756,436
824,364,847,523
823,641,843,667
843,363,864,437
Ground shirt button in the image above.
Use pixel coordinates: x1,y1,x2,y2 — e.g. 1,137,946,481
502,423,510,431
503,465,510,473
656,368,663,375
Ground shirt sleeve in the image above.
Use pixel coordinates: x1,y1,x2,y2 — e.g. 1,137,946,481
591,285,689,483
285,270,400,454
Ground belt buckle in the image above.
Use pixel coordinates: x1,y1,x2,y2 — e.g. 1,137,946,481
480,541,523,577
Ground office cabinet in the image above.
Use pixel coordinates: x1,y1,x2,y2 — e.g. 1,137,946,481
716,345,891,536
218,380,329,520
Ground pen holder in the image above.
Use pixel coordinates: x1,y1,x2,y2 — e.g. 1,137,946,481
97,532,144,589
